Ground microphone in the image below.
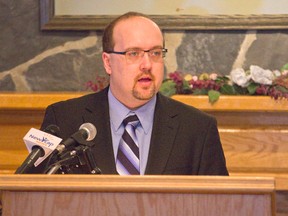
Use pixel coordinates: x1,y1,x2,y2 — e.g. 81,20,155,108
55,123,97,155
15,125,62,174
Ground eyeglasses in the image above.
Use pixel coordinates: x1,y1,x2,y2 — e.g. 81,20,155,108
106,48,168,63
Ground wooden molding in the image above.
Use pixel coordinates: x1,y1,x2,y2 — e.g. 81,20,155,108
40,0,288,30
172,95,288,112
1,93,287,111
0,174,275,193
0,92,84,110
0,175,276,216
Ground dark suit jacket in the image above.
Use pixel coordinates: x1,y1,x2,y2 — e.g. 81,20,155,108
38,87,228,175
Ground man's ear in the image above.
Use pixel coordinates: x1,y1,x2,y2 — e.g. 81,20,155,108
102,52,112,75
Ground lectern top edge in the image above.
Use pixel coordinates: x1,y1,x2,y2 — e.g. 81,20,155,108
0,174,275,194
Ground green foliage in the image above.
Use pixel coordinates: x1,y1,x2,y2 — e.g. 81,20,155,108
192,89,208,95
247,83,259,95
220,84,236,95
275,85,288,93
281,63,288,71
208,90,220,104
159,80,176,97
182,80,191,91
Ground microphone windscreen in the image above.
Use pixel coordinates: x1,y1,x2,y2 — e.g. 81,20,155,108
79,123,97,141
44,125,60,136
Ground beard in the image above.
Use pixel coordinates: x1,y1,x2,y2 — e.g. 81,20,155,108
132,72,157,100
132,83,156,100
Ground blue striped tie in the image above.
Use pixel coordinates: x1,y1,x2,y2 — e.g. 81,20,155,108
116,115,140,175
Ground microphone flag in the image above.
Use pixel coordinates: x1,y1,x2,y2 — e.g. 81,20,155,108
23,128,62,166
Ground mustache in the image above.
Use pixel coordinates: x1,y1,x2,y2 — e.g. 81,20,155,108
135,71,155,81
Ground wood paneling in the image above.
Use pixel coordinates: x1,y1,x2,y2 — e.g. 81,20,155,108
0,175,276,216
1,93,287,214
173,95,288,191
0,93,287,190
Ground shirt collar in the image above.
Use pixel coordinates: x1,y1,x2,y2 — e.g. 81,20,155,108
108,88,156,134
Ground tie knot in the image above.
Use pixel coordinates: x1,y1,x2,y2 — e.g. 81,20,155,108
123,115,139,127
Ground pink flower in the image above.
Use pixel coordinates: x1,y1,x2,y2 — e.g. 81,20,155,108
282,70,288,76
192,75,198,81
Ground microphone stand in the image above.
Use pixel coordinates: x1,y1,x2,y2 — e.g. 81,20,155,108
46,145,102,175
15,147,44,174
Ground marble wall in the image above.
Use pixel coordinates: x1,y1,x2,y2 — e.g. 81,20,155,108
1,1,288,92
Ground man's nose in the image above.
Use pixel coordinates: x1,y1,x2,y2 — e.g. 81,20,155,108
139,52,152,70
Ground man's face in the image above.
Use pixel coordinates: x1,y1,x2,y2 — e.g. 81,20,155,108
102,16,165,109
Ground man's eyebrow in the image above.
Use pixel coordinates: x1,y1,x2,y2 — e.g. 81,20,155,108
125,45,164,51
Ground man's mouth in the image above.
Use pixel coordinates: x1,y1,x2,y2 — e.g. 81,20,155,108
138,77,152,82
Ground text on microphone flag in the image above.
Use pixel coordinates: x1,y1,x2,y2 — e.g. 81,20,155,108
23,128,62,166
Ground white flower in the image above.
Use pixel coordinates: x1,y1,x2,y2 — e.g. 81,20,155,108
230,68,251,87
209,73,218,80
250,65,274,85
273,70,281,77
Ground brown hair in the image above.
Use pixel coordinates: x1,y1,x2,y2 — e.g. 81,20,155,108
102,12,163,52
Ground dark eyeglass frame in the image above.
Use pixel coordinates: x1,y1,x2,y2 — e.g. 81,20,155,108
106,48,168,58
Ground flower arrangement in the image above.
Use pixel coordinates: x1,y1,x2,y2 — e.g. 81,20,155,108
85,65,288,104
160,64,288,103
85,75,110,92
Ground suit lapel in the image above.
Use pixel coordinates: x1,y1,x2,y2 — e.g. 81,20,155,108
145,94,179,174
82,89,118,174
80,91,180,175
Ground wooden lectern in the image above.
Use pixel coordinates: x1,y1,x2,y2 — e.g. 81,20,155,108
0,175,275,216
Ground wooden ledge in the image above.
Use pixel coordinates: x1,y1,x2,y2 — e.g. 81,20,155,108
172,95,288,112
0,92,84,110
0,175,275,193
0,93,288,112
